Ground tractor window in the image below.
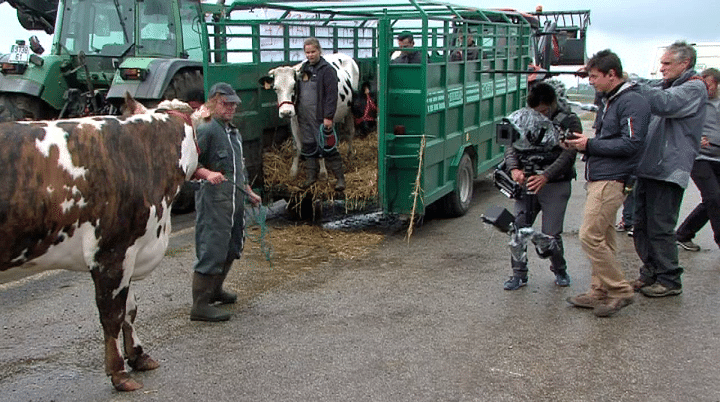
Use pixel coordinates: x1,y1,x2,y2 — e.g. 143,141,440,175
138,0,177,57
179,0,203,60
59,0,134,56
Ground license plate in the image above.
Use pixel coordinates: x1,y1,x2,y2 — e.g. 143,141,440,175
8,44,30,64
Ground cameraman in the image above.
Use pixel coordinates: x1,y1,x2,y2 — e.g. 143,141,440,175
502,82,582,290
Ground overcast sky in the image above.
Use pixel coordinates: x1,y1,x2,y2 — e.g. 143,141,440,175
0,0,717,85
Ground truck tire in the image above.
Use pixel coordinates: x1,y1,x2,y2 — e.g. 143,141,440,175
0,94,51,122
442,153,474,217
164,69,203,214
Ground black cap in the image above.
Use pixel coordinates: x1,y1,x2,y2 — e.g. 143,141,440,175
208,82,241,103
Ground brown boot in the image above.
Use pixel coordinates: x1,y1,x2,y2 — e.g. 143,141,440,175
566,292,607,309
190,272,231,322
593,295,635,317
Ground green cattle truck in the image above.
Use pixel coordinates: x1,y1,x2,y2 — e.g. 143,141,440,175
199,1,589,217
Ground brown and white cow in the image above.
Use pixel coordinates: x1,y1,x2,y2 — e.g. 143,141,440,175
0,95,198,391
265,53,359,180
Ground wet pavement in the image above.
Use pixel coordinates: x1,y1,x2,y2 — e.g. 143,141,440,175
2,160,720,401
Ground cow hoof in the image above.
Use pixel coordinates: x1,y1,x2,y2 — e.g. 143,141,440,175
128,353,160,371
112,372,143,392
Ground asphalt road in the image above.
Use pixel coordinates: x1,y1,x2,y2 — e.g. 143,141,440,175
2,162,720,402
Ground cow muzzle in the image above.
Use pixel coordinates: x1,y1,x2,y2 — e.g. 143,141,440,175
278,101,296,119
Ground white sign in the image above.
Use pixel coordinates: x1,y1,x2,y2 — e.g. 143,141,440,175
8,44,29,64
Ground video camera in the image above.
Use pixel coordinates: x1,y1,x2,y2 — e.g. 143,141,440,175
493,167,523,199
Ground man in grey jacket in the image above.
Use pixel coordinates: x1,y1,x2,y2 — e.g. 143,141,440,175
633,41,708,297
675,68,720,251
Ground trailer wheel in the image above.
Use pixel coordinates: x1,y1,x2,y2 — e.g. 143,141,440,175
443,153,474,217
0,94,51,122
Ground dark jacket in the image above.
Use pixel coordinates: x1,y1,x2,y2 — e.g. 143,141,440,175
697,98,720,161
584,81,650,182
635,69,708,188
391,51,421,64
505,104,581,183
296,57,338,121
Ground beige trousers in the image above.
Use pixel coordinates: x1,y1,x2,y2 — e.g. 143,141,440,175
579,181,634,298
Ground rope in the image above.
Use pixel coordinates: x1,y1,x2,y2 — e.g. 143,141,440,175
301,124,338,158
225,179,274,265
244,203,273,265
406,135,426,243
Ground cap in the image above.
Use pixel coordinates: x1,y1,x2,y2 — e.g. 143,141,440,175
208,82,241,104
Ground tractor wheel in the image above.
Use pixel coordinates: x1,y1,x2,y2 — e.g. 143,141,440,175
0,94,52,122
442,153,474,217
162,69,204,102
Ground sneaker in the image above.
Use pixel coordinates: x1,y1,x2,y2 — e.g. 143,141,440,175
593,295,635,317
503,276,528,290
677,240,700,251
639,282,682,297
615,221,633,232
626,228,633,237
567,293,607,308
554,271,571,287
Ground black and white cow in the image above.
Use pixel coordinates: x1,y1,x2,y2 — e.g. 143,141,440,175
265,53,359,180
0,95,198,391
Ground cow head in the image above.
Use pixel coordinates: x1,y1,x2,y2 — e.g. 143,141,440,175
263,64,302,119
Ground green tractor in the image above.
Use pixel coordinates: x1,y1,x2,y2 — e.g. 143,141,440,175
0,0,220,122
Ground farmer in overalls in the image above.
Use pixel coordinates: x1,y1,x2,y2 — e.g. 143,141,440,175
191,82,261,322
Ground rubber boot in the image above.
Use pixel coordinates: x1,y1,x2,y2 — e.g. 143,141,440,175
211,263,237,305
190,272,231,322
302,158,319,188
327,153,346,191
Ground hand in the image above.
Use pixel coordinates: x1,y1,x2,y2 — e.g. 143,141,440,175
206,171,226,185
323,118,333,129
511,168,525,185
701,136,710,148
192,167,226,184
563,133,588,151
246,186,261,206
526,174,548,193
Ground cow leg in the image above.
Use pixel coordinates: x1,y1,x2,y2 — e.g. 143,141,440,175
290,116,301,178
318,158,328,180
90,268,142,392
343,113,356,159
123,287,160,372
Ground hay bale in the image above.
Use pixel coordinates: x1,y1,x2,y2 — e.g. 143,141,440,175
263,132,379,208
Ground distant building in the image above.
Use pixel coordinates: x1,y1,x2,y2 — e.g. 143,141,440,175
567,83,595,97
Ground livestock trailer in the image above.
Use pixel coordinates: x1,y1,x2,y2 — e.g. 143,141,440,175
198,0,584,217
